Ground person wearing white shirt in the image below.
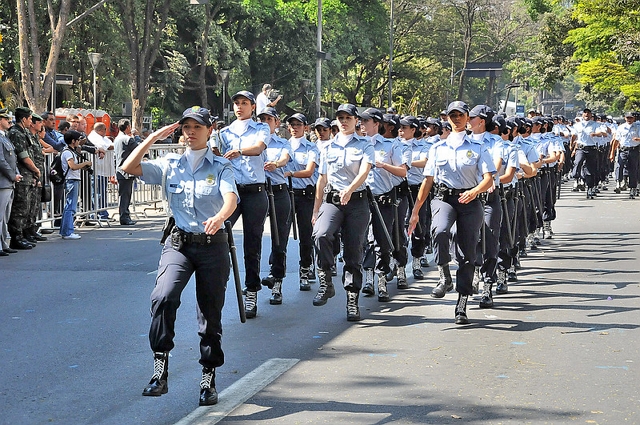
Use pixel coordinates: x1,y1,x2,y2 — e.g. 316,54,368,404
255,84,282,114
88,122,115,218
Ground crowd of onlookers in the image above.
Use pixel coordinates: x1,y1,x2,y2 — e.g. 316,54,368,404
0,106,147,255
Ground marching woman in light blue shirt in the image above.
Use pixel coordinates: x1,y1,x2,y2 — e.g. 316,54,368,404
122,107,238,407
312,104,375,321
360,108,407,302
284,115,321,290
219,91,270,319
408,101,496,325
257,107,292,305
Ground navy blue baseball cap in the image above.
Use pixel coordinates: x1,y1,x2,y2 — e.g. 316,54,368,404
231,90,256,104
382,113,397,125
336,103,359,117
360,108,384,121
314,117,332,128
469,105,494,119
426,117,442,128
257,107,278,118
287,113,308,125
446,101,470,115
399,115,420,129
179,106,213,126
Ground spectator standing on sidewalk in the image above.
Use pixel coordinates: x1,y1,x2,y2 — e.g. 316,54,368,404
114,119,139,225
59,130,92,240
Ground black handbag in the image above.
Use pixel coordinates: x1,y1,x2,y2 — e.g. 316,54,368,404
41,185,52,202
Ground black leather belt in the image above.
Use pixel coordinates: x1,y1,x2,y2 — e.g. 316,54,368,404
619,146,639,152
436,184,470,196
293,185,315,197
271,183,287,192
173,228,227,245
325,189,365,206
237,183,265,193
373,188,395,206
579,145,597,151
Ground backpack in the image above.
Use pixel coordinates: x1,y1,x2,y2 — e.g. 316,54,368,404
49,149,71,185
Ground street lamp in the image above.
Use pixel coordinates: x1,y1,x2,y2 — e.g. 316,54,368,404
219,69,229,123
88,52,102,110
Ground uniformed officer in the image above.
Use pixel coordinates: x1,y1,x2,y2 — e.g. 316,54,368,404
0,109,22,256
7,107,39,250
121,107,238,406
312,104,375,321
467,105,505,304
610,112,640,198
25,113,47,243
401,116,430,281
408,101,495,325
285,116,320,291
360,107,407,302
257,107,292,304
571,109,607,199
219,90,270,319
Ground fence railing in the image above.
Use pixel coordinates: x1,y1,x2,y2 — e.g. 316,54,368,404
40,144,184,229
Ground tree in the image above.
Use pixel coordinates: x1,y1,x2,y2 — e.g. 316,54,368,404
16,0,72,112
115,0,171,131
566,0,640,110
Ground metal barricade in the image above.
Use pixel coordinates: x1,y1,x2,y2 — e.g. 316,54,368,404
39,144,184,229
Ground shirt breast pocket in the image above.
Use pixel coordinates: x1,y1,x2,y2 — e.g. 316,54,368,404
459,151,479,166
195,182,216,198
345,151,363,166
326,152,344,170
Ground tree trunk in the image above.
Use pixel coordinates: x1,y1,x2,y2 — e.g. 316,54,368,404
118,0,172,132
16,0,72,112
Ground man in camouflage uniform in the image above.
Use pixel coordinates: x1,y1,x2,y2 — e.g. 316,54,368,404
8,107,40,250
25,113,47,243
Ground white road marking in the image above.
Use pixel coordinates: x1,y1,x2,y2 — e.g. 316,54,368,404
174,357,299,425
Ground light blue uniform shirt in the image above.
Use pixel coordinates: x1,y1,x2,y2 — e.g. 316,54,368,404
389,137,410,187
140,151,238,233
494,135,518,186
219,120,271,185
406,138,429,186
573,120,602,147
366,134,404,195
285,137,320,189
319,134,376,192
424,134,496,189
264,134,292,185
615,122,640,147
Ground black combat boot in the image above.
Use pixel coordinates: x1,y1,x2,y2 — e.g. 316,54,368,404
455,294,469,325
299,267,311,291
142,352,169,396
346,290,361,321
9,235,33,250
199,367,218,406
245,290,258,318
479,278,494,308
313,270,335,306
431,264,453,298
361,269,375,296
270,279,283,305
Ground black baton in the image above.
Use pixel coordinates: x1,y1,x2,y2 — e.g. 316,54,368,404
391,187,400,250
266,177,280,248
288,176,298,240
405,182,422,235
499,184,514,248
366,186,394,252
480,195,486,256
225,221,246,323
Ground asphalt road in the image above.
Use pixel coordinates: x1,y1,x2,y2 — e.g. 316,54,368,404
1,184,639,425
